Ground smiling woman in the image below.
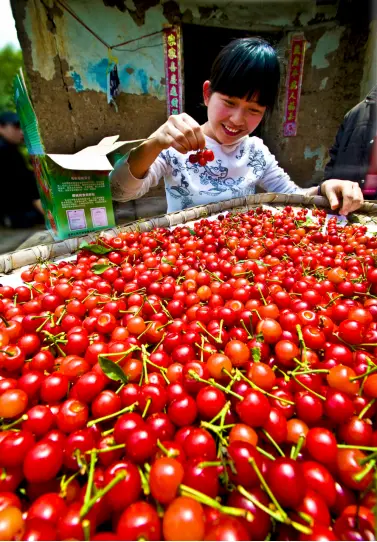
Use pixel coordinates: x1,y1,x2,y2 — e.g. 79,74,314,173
110,36,364,216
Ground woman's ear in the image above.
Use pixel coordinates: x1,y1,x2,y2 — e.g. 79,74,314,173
203,80,211,106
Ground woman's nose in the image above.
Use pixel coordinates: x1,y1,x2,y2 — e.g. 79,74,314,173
229,107,245,126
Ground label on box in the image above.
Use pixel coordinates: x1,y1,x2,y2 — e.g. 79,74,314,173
67,209,87,231
91,207,108,227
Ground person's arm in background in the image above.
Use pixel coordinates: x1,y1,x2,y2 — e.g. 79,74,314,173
306,179,363,215
32,199,44,215
323,119,346,181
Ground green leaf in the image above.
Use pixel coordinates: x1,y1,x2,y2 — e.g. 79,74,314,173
347,214,361,224
99,357,128,384
91,263,113,274
79,241,112,254
161,257,174,267
188,228,196,235
296,215,314,227
251,347,261,362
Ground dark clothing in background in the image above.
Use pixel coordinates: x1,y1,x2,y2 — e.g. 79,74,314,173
0,136,42,228
324,86,377,184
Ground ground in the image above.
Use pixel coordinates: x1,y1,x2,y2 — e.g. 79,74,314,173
0,225,45,255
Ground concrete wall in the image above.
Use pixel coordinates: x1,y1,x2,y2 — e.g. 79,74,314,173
11,0,372,211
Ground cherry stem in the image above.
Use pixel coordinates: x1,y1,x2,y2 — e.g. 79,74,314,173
337,444,377,451
179,484,254,522
354,459,376,482
240,320,252,339
296,324,307,361
82,520,91,542
198,461,222,468
205,270,224,283
237,370,295,405
80,471,126,519
156,321,173,332
138,466,150,495
87,401,138,427
142,398,152,418
290,373,326,401
157,439,178,458
248,456,287,520
84,451,97,507
360,451,377,465
152,332,166,353
251,308,262,321
0,315,9,328
200,421,229,447
262,429,285,457
99,345,140,363
291,434,306,460
141,345,150,385
36,316,51,333
298,511,314,526
116,383,125,395
218,319,224,341
86,443,125,455
197,322,221,344
256,446,276,461
350,366,377,381
290,520,313,536
0,350,16,358
0,414,28,430
292,369,329,375
358,398,376,419
237,485,282,521
188,370,242,400
59,471,80,498
137,322,153,340
101,428,114,437
145,358,167,373
256,285,267,305
209,401,231,425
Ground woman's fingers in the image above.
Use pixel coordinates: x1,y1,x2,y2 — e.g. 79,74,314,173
339,182,364,215
323,179,364,216
170,115,205,152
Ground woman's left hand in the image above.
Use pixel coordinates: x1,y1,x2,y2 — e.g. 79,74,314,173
320,179,364,215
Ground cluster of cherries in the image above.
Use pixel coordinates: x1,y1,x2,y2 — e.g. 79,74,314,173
188,148,215,166
0,206,376,541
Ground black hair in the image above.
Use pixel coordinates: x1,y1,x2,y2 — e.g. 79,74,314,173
209,37,280,110
0,111,20,127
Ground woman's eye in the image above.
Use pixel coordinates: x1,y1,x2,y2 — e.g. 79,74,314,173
225,100,234,106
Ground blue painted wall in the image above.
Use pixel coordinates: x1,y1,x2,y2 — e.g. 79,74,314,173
23,0,167,100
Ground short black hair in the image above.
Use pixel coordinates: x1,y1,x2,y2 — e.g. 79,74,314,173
0,111,20,127
209,37,280,110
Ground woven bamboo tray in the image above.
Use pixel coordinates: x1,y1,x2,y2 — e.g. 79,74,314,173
1,193,377,276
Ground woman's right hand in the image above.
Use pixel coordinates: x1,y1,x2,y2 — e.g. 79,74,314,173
152,113,206,154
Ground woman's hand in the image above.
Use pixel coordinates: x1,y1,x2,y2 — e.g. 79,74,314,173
153,113,206,154
321,179,364,215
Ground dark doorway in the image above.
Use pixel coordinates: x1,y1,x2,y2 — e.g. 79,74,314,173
181,24,283,137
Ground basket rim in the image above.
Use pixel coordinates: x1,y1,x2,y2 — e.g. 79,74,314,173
1,193,376,274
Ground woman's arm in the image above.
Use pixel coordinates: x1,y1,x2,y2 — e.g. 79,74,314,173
110,151,168,203
129,113,205,179
110,113,205,202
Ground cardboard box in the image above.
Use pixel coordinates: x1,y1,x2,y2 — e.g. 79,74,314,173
14,70,126,240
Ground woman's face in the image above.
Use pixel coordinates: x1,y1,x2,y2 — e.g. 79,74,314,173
202,81,266,145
